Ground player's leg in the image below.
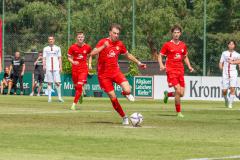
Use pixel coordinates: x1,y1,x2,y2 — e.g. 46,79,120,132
221,77,229,107
228,77,237,108
30,73,37,96
47,82,52,102
19,74,24,95
71,82,84,110
54,71,64,102
174,84,184,117
222,89,228,107
99,75,128,125
115,72,135,102
12,74,18,95
0,81,4,94
163,73,175,104
7,80,13,95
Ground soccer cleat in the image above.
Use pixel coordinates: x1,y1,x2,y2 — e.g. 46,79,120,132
48,99,52,103
125,94,135,102
122,116,129,125
79,95,83,104
163,91,169,104
58,98,64,102
228,104,232,109
37,93,40,96
20,92,24,95
177,112,184,118
29,92,34,96
71,103,76,111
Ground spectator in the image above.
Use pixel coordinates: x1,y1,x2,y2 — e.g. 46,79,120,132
0,66,13,95
10,51,25,95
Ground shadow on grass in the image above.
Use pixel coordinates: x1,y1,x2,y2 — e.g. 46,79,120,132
157,114,176,117
87,121,118,125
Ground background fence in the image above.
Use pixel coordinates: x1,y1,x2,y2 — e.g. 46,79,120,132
1,0,240,76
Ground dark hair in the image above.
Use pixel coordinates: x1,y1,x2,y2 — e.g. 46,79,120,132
38,50,43,53
109,23,122,31
171,24,182,33
227,40,237,46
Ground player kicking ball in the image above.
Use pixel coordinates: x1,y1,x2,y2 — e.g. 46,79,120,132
158,25,194,118
90,23,146,125
67,32,92,110
220,40,240,108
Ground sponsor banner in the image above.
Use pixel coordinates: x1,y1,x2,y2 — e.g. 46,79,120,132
134,76,153,98
154,75,240,100
0,73,133,97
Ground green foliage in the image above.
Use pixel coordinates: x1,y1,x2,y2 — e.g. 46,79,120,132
125,62,139,77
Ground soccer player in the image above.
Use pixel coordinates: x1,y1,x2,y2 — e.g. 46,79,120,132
30,51,44,96
158,25,194,118
90,23,146,125
220,40,240,108
9,51,25,95
0,67,13,95
43,35,64,102
67,32,92,110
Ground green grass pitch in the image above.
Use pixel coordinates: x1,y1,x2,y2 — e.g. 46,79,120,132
0,96,240,160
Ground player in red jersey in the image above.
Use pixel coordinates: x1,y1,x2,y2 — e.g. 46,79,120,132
68,32,92,110
158,25,194,118
90,23,146,125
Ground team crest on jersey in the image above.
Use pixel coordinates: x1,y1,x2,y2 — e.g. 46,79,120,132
107,50,116,58
77,54,83,59
83,50,87,54
174,53,181,59
116,46,120,50
182,49,184,53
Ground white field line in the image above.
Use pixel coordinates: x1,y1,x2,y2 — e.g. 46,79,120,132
0,110,111,115
187,155,240,160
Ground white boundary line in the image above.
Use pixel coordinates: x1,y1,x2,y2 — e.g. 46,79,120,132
187,155,240,160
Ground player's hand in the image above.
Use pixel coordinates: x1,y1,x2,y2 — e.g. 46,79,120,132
21,72,24,76
159,65,165,71
228,59,234,64
60,67,63,73
88,64,92,70
189,66,194,72
138,63,147,69
103,41,109,48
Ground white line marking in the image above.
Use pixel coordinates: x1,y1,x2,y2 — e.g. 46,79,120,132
187,155,240,160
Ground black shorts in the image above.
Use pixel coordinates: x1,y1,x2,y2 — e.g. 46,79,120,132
34,72,44,83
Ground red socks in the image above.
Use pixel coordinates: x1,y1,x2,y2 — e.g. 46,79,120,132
168,92,174,97
121,91,130,96
175,104,181,113
110,98,125,117
74,84,83,103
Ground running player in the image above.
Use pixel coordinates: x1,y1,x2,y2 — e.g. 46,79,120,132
10,51,25,95
90,23,146,125
220,40,240,108
0,67,13,95
43,35,64,102
30,51,44,96
158,25,194,118
67,32,92,110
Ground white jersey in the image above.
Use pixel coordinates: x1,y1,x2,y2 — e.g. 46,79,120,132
43,45,61,71
220,50,240,78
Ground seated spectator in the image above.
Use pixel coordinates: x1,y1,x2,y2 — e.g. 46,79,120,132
0,67,13,95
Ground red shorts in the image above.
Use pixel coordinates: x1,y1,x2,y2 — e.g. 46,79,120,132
167,72,185,88
98,72,127,93
72,70,88,85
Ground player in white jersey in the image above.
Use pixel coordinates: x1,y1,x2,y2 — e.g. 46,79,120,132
43,35,64,102
219,40,240,108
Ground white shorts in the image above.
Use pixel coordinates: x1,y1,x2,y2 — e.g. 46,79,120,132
44,70,61,83
221,76,238,89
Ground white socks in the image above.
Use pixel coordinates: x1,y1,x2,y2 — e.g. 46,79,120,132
47,85,52,100
56,85,62,99
228,94,235,106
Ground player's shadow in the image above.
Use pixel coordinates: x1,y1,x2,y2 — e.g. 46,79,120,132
87,121,117,125
157,114,176,117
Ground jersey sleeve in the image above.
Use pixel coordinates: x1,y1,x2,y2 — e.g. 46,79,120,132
183,44,188,56
160,43,168,56
219,52,224,63
120,42,128,55
88,45,92,54
95,39,105,49
43,47,47,58
68,46,73,57
21,58,25,65
58,47,62,57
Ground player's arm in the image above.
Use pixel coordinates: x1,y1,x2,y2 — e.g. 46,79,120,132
90,41,109,56
58,57,62,72
158,54,165,71
88,55,93,70
184,55,194,72
219,62,224,70
228,59,240,64
124,52,146,69
21,63,26,76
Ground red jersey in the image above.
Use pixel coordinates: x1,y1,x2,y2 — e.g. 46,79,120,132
160,40,188,73
96,38,128,75
68,43,92,71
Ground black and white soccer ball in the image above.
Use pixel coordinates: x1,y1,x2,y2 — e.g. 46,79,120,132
130,113,143,127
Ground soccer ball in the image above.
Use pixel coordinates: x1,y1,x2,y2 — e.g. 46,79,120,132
130,113,143,127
